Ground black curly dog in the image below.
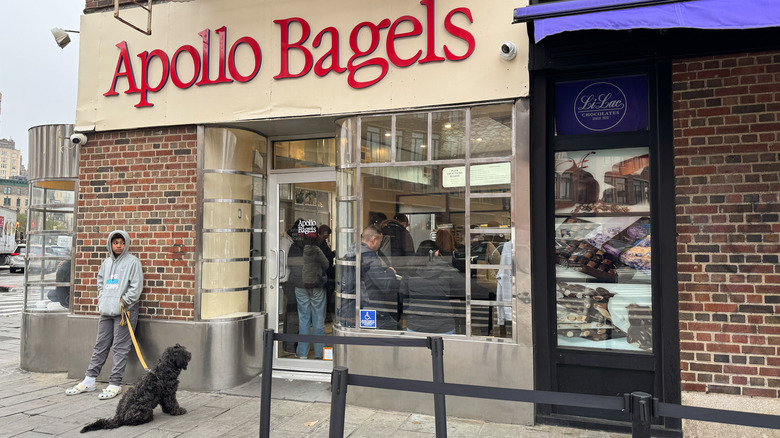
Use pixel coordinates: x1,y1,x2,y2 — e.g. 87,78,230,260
81,344,192,433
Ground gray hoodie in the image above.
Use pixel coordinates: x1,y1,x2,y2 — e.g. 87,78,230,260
97,230,144,316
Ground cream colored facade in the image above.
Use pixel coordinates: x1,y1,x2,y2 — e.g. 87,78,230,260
76,0,528,132
60,0,536,426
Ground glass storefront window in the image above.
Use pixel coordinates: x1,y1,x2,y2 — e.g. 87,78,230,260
334,102,520,338
553,147,652,353
200,127,267,319
274,139,336,169
24,183,75,312
396,113,429,162
470,104,513,159
432,110,466,160
361,116,392,163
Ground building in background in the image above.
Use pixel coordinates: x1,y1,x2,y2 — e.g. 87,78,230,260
0,139,23,179
0,178,28,214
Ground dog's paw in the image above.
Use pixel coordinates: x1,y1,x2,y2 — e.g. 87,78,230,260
172,407,187,415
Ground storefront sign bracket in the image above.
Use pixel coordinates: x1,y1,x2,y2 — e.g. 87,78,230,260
114,0,152,36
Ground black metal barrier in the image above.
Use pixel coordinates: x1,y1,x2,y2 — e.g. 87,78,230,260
259,329,780,437
259,329,447,438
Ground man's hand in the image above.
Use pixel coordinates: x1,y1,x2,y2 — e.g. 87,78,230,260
120,299,129,311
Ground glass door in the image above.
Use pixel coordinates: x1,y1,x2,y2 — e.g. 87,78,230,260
268,170,336,372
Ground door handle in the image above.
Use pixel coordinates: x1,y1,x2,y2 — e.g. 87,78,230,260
279,248,286,279
270,249,278,280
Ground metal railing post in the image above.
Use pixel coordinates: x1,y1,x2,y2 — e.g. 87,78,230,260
330,366,349,438
259,329,275,438
630,391,652,438
429,336,447,438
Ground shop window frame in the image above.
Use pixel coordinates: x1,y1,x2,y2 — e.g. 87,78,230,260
334,100,527,341
531,64,681,427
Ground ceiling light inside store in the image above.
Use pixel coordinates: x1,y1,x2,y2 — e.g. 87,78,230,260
421,144,427,148
444,123,452,129
384,132,391,137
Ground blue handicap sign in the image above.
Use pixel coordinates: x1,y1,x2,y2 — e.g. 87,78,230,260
359,310,376,329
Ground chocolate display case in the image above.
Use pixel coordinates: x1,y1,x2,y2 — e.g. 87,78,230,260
553,148,653,353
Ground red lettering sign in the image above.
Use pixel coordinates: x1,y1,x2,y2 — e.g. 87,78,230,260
104,0,476,107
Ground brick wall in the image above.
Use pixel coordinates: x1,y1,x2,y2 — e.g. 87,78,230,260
73,127,198,321
673,51,780,397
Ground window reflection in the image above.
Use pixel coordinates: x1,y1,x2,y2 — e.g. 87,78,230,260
554,148,652,353
335,103,517,339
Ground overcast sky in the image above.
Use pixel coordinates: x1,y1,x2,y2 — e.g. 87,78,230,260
0,1,83,168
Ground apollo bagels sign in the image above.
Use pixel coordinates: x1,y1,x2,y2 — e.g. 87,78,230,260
104,0,476,108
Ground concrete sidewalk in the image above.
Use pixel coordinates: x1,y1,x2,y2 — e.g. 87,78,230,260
0,312,628,437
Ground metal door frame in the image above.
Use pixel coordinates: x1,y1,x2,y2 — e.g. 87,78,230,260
267,168,336,372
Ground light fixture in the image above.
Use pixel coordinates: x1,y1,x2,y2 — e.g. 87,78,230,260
476,138,483,142
51,28,79,49
384,132,392,137
444,123,452,129
421,144,427,148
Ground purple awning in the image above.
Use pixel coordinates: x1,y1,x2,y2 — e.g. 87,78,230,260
522,0,780,42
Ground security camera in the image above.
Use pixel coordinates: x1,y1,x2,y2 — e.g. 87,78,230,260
500,41,517,61
70,133,88,145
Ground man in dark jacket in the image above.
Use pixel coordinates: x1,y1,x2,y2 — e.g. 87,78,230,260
340,227,401,330
380,214,415,258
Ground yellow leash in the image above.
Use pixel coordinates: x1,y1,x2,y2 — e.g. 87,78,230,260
120,303,150,371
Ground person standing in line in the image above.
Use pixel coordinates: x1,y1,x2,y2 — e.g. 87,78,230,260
380,214,415,258
316,225,336,318
65,230,143,400
297,232,330,359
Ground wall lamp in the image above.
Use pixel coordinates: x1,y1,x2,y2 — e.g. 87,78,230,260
51,28,80,49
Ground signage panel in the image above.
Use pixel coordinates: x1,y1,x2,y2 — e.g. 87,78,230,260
359,310,377,328
76,0,530,132
554,75,648,135
442,162,511,188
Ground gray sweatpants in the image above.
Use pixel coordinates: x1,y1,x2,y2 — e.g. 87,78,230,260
86,305,139,385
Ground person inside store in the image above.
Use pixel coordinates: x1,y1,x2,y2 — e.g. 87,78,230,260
65,230,143,400
435,228,456,258
280,222,298,354
293,229,330,359
415,240,439,257
379,215,413,326
316,224,336,319
379,213,415,259
340,226,401,330
368,211,387,231
48,259,72,308
401,244,457,335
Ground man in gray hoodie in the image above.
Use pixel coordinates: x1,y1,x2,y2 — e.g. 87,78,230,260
65,230,144,400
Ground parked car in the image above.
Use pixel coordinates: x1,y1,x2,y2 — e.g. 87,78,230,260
10,245,64,274
9,244,25,273
48,246,71,256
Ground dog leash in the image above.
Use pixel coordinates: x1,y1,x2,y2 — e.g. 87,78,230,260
120,302,150,372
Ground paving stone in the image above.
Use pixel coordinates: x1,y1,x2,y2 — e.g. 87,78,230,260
29,416,87,435
347,411,410,437
157,405,228,433
270,398,309,417
0,397,56,417
342,404,377,423
203,394,254,410
8,432,54,438
221,419,268,438
274,402,331,433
